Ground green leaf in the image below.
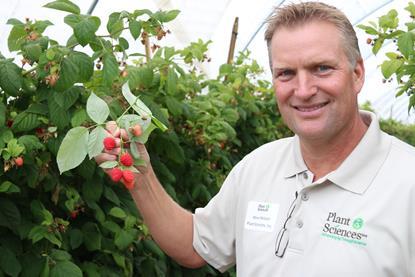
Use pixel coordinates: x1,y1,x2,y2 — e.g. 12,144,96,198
0,246,21,277
0,59,22,96
6,18,24,26
114,229,136,250
54,55,79,92
86,93,110,124
18,135,45,152
43,0,80,14
64,14,81,28
166,67,177,95
103,186,120,205
71,109,88,127
122,82,152,117
107,12,124,38
381,59,403,79
5,139,24,157
372,37,385,55
0,181,20,194
53,86,81,110
23,43,43,61
109,207,126,219
165,96,182,116
69,52,94,82
405,2,415,18
99,160,118,169
82,181,103,203
0,103,6,126
129,20,142,40
102,52,119,86
74,16,100,46
50,261,82,277
57,126,89,174
0,198,21,230
356,24,378,35
82,222,101,251
398,32,413,59
88,126,107,159
68,228,83,249
12,112,40,132
50,249,71,262
49,97,70,130
7,25,26,52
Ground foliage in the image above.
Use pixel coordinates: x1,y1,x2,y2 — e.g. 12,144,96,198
0,0,290,276
358,1,415,112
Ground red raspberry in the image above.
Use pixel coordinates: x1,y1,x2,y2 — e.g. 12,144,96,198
122,170,135,183
130,124,142,137
120,152,133,167
15,157,24,167
109,168,123,182
103,137,116,150
123,181,135,190
70,211,78,219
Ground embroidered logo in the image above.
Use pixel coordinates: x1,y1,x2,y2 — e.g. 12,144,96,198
320,212,368,246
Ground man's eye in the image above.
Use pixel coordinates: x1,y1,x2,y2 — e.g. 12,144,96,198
317,65,331,72
275,70,294,80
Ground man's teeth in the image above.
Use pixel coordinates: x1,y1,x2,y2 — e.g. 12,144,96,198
296,103,326,112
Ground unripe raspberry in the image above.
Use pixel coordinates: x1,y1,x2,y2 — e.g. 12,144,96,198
70,210,78,219
130,124,142,137
122,170,135,183
120,152,133,167
109,167,123,182
15,157,24,167
103,137,116,150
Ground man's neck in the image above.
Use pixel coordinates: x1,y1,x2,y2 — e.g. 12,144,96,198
299,114,369,181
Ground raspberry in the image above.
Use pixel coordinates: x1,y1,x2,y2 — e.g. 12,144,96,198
109,168,123,182
103,137,116,150
123,181,135,190
70,211,78,219
120,152,133,167
15,157,24,167
130,124,142,137
122,170,135,183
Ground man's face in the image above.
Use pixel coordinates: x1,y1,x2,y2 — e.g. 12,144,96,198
270,21,364,142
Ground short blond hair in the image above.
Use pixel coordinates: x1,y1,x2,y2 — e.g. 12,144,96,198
264,2,361,68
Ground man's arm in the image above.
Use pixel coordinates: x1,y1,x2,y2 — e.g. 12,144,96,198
96,122,206,268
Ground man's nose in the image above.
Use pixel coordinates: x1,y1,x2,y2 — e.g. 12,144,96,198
294,72,317,99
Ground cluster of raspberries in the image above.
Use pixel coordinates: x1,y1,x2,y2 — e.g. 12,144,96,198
102,124,142,190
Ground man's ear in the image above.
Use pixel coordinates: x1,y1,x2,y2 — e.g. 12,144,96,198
353,58,365,95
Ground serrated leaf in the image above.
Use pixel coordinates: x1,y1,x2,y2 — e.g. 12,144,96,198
57,127,89,174
129,20,142,40
122,82,152,117
50,261,82,277
54,55,79,92
99,160,118,169
381,59,403,79
107,12,123,38
44,0,80,14
6,18,24,26
114,229,136,250
7,25,26,52
0,103,6,126
88,126,107,159
166,67,177,95
53,86,81,110
86,93,109,124
0,59,22,96
71,109,88,127
0,246,21,277
102,52,119,86
109,207,126,219
12,112,40,132
163,10,180,22
18,135,45,152
0,198,21,230
82,222,101,251
0,181,20,194
398,32,413,59
69,52,94,82
49,97,70,130
74,16,100,46
64,14,81,28
69,228,83,249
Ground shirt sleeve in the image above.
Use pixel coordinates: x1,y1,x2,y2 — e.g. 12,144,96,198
192,163,242,273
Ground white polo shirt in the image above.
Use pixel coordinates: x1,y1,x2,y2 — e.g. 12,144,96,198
193,111,415,276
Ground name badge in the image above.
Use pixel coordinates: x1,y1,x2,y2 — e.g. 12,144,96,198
244,201,279,232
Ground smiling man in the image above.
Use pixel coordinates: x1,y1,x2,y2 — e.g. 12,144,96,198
97,2,415,276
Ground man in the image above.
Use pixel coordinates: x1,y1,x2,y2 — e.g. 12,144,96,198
97,2,415,276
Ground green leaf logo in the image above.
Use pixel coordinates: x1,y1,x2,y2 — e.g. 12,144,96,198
352,218,364,230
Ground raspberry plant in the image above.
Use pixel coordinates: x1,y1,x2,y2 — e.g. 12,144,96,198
0,0,290,276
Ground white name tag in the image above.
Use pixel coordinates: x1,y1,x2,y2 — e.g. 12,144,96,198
244,201,279,232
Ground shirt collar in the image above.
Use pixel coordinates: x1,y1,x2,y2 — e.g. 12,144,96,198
283,111,392,194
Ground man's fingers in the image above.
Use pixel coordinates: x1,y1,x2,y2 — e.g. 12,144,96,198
106,121,120,137
95,152,117,165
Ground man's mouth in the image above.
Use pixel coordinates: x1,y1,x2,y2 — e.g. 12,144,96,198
293,102,329,112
